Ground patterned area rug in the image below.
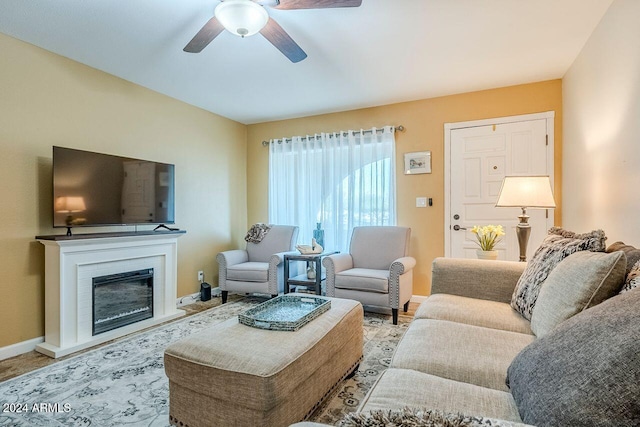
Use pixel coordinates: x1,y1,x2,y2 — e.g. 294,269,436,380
0,297,409,426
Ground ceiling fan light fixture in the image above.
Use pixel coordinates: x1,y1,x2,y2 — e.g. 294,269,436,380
215,0,269,38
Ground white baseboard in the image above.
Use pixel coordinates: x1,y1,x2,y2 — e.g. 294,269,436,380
0,336,44,361
410,294,429,304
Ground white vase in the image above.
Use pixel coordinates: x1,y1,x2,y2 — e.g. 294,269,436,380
306,264,316,279
476,249,498,260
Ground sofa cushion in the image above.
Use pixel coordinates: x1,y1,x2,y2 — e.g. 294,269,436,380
530,251,626,337
415,294,532,335
507,289,640,427
510,227,606,320
391,319,534,391
620,258,640,293
606,241,640,278
335,268,389,293
226,262,269,282
359,368,523,423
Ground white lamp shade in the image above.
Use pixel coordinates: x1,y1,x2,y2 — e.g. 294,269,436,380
55,196,86,213
495,176,556,209
215,0,269,37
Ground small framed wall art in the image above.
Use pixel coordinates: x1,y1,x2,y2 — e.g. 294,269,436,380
404,151,431,174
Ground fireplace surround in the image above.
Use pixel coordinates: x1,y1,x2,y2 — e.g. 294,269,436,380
36,230,185,358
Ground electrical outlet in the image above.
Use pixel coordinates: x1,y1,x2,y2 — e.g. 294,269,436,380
197,271,204,282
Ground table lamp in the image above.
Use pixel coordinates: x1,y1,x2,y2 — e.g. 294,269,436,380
495,176,555,262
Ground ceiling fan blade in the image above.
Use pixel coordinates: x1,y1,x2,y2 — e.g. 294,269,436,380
273,0,362,10
260,18,307,63
183,17,225,53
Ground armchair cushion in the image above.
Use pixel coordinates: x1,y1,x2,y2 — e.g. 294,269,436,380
335,268,390,293
350,226,410,270
247,225,299,262
226,262,269,282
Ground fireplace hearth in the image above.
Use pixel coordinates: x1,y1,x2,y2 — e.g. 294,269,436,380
93,268,154,335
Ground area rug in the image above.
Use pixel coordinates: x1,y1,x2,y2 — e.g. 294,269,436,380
0,298,409,426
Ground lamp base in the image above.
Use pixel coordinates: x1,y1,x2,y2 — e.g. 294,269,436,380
516,212,531,262
66,227,73,237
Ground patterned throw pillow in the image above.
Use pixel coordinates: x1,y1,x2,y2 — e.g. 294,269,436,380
620,259,640,293
510,227,606,320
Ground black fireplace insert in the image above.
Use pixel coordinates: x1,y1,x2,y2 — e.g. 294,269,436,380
92,268,154,336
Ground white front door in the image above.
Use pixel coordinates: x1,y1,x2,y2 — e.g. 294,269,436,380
446,114,555,261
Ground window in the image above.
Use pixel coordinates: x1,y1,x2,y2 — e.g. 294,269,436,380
268,126,396,252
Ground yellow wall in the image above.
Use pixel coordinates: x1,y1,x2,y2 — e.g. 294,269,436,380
0,33,247,348
563,0,640,244
247,80,563,295
0,29,564,349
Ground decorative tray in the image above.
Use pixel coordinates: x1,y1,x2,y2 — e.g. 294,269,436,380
238,295,331,331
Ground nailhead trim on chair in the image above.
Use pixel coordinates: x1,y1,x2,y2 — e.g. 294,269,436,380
323,258,337,298
388,260,406,308
268,254,281,295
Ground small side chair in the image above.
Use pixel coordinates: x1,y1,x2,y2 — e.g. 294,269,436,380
217,225,299,303
323,226,415,324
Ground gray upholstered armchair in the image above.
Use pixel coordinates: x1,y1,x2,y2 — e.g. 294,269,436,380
217,225,299,303
323,226,415,324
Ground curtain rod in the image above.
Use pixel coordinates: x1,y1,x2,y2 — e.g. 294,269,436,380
261,125,405,146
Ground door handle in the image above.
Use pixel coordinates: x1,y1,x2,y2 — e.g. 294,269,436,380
453,225,467,231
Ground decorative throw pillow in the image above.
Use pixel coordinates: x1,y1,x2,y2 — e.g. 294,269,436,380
605,241,640,278
620,258,640,293
510,227,606,320
506,289,640,426
244,223,271,243
530,251,626,337
338,407,529,427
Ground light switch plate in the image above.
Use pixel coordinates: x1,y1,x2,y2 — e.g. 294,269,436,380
416,197,427,208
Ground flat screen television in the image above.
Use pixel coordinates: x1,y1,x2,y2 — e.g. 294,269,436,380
53,146,175,231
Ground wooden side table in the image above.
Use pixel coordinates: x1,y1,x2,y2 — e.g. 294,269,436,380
284,251,339,295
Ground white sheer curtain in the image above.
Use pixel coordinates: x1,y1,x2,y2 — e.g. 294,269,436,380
268,126,396,253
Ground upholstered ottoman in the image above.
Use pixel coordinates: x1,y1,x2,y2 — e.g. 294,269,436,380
164,296,363,427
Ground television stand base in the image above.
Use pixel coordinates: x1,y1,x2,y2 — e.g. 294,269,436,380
154,224,179,232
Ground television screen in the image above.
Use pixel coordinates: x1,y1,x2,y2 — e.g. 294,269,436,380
53,146,175,228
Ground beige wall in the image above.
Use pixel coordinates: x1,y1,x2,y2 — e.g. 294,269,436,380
563,0,640,244
247,80,563,296
0,33,247,348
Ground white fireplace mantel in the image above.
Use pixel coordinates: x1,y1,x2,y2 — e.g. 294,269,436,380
36,231,186,358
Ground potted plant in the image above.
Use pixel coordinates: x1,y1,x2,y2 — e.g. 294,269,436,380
471,225,505,260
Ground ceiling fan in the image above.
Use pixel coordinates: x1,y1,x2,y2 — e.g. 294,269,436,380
183,0,362,63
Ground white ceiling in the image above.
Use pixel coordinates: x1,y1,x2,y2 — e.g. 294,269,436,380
0,0,612,124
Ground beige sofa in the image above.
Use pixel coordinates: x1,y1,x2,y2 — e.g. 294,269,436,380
348,258,531,424
294,249,639,426
352,258,531,423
